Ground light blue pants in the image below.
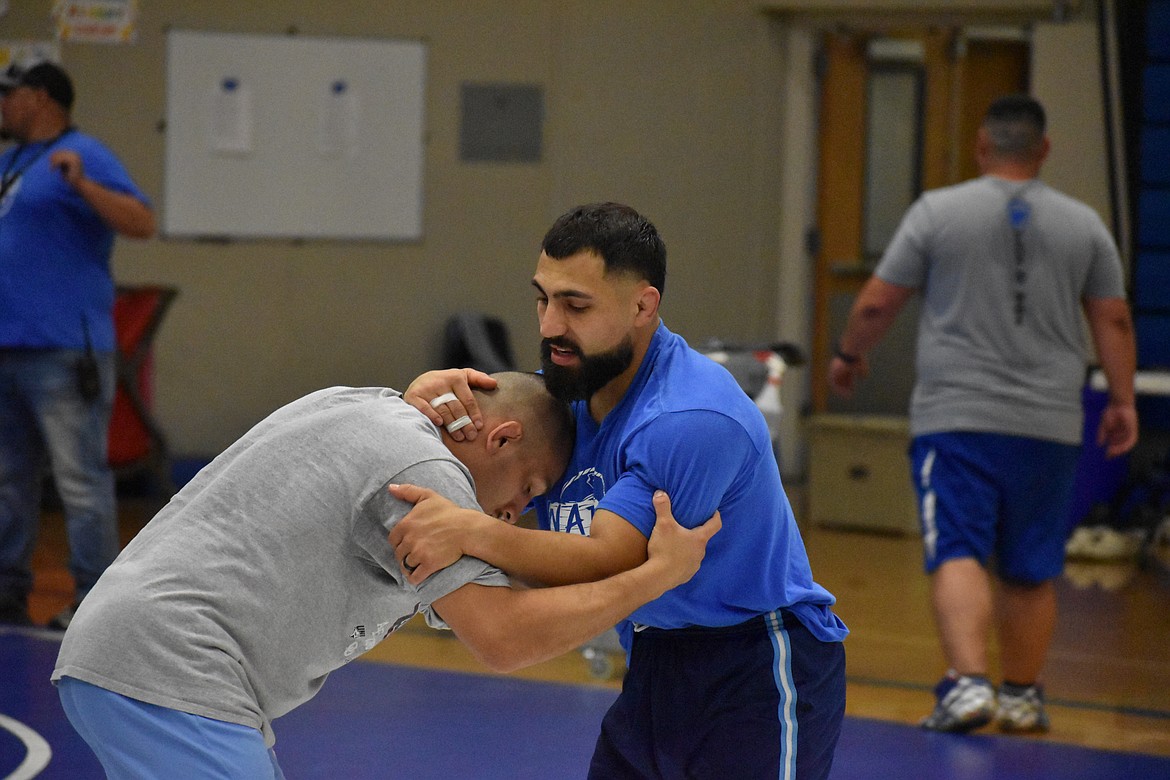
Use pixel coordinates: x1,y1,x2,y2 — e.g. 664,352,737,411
0,349,117,604
58,677,286,779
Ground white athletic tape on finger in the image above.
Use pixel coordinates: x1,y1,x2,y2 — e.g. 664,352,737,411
446,415,473,433
430,392,459,408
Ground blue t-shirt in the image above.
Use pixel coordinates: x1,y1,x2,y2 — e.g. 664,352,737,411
531,323,847,647
0,129,150,351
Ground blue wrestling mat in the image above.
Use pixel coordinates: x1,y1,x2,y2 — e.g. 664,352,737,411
3,628,1169,779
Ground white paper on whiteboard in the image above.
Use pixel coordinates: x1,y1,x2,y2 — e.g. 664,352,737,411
317,79,360,158
210,76,253,155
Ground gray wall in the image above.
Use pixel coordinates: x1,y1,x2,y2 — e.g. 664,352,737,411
0,1,1113,466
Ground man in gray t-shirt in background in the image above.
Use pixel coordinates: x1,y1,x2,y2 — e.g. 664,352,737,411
52,371,719,778
829,95,1137,735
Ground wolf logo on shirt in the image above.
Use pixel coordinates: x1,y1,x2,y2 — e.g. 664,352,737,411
545,467,606,536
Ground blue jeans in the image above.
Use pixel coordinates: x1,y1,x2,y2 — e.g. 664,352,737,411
0,349,118,604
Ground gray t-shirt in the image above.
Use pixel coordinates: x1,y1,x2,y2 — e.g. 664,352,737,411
875,175,1126,444
53,387,508,746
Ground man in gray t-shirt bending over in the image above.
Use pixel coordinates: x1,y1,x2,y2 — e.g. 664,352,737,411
829,95,1137,736
52,371,718,778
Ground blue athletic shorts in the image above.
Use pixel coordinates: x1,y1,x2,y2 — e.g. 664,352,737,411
57,676,285,780
909,431,1080,584
588,609,846,780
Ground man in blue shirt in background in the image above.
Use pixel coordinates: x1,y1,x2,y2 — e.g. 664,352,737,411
394,202,847,779
0,61,155,629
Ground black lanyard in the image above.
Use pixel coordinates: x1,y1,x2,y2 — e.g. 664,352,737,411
0,126,75,201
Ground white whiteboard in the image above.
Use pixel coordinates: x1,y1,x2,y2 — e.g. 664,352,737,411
164,30,426,241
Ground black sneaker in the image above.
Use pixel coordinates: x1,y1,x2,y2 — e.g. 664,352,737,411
47,603,80,631
0,592,32,626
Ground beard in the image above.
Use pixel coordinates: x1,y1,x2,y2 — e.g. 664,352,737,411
540,335,635,402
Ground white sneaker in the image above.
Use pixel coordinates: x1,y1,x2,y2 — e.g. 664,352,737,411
1066,525,1143,561
996,683,1050,733
920,671,996,733
1064,526,1096,557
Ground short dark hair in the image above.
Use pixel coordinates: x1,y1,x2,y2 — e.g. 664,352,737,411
982,94,1045,158
541,202,667,299
0,61,74,110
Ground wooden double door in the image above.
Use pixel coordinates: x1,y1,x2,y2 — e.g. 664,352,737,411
810,28,1029,414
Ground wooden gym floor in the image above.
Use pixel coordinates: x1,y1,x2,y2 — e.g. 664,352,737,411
8,488,1170,777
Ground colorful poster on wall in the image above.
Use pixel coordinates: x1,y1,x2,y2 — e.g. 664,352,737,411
0,40,61,70
52,0,138,44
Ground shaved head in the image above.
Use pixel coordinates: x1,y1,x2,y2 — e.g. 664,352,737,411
474,372,575,469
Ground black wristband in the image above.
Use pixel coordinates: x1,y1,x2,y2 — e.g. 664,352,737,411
834,344,860,365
